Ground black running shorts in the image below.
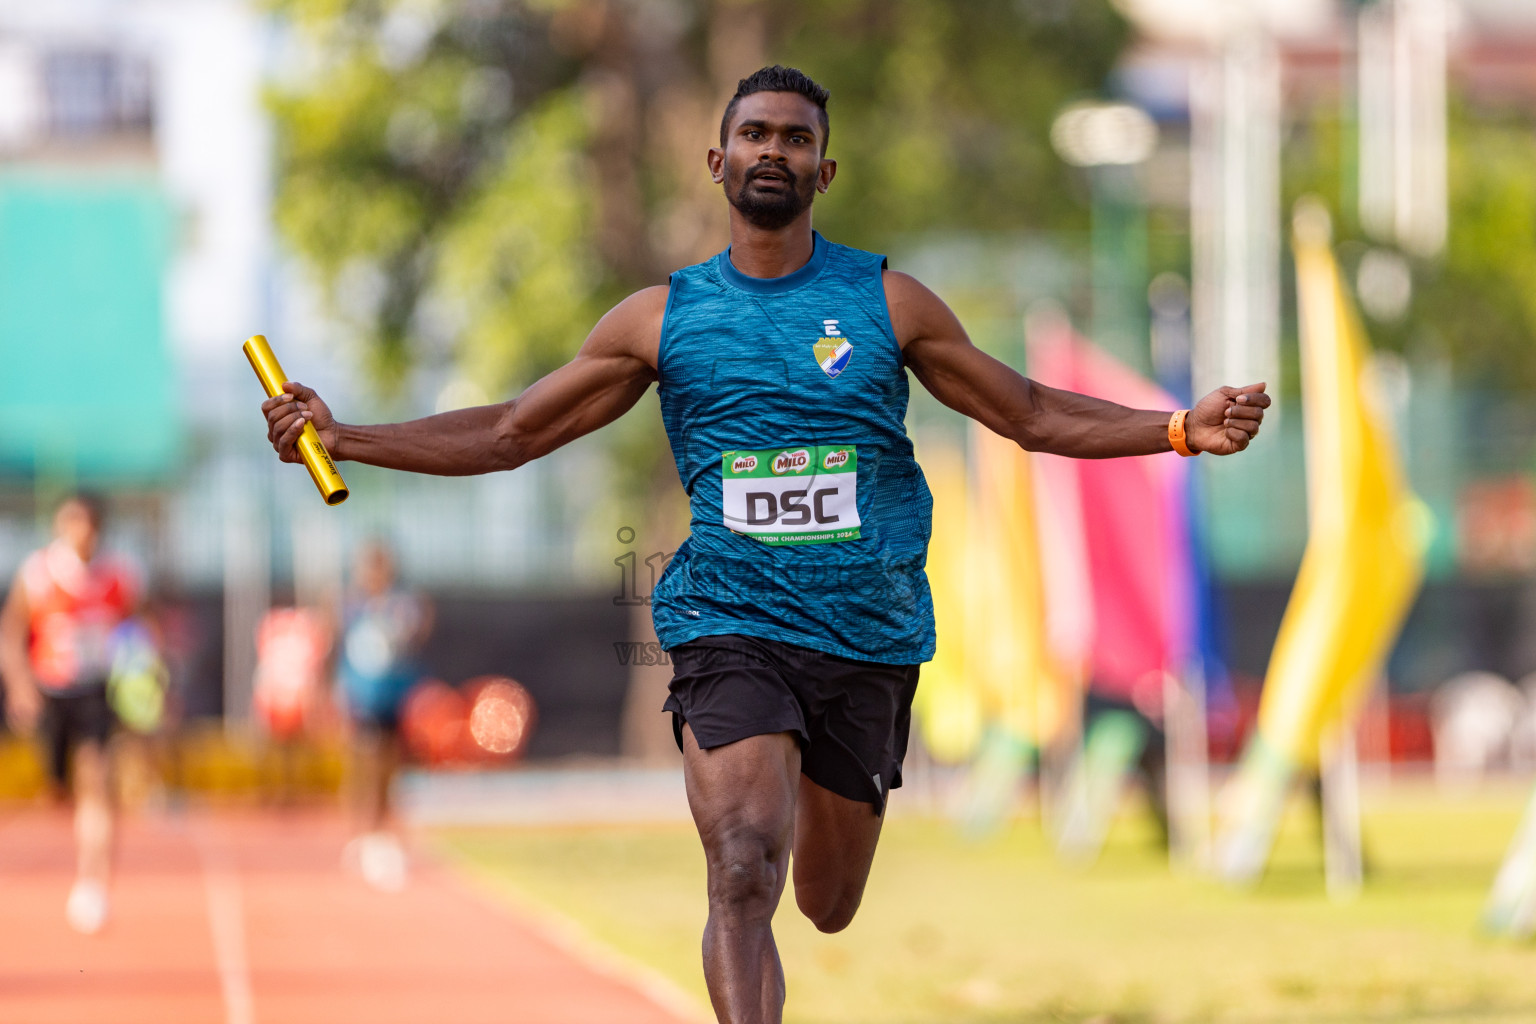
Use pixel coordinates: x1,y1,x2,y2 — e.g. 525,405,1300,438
662,634,921,813
39,682,116,786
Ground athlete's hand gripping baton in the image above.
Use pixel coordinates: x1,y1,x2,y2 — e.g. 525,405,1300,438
243,334,349,506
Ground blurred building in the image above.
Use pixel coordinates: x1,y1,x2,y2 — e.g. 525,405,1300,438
0,0,623,744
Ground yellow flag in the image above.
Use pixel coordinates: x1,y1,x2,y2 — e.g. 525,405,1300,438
913,434,1065,764
1218,200,1426,880
1259,202,1426,765
969,424,1067,748
914,446,985,762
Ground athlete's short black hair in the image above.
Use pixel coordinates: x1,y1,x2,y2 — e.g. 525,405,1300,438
719,65,830,152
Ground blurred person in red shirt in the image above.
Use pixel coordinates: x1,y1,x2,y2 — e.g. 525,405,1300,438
0,494,140,934
252,604,332,802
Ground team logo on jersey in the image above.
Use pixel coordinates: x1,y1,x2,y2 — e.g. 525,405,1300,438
813,318,852,378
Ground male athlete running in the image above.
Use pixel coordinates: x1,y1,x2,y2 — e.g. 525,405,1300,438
1,495,138,934
261,66,1269,1023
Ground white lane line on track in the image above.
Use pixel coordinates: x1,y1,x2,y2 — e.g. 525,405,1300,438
192,826,256,1024
507,894,708,1024
439,861,708,1023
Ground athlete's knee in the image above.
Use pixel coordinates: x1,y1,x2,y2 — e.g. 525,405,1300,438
75,797,111,848
795,880,863,933
71,744,111,797
705,823,785,916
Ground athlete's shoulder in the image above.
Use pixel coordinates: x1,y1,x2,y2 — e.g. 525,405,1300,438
594,285,668,338
821,236,887,270
880,269,931,298
881,269,944,309
585,285,669,367
620,284,671,316
880,270,954,349
17,548,49,600
660,251,737,325
804,234,878,276
669,248,725,282
19,547,47,576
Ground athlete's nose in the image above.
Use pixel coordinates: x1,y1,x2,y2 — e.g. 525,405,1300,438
756,134,788,164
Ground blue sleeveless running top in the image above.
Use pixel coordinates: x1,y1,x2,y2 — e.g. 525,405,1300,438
652,232,935,664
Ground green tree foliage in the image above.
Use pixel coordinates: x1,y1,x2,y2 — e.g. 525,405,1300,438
776,0,1128,245
1281,97,1536,389
431,95,597,390
266,0,1129,400
1418,108,1536,389
266,0,593,395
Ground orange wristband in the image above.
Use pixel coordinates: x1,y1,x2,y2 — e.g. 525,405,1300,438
1169,409,1197,457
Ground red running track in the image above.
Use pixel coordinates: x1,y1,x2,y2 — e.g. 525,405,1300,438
0,806,700,1024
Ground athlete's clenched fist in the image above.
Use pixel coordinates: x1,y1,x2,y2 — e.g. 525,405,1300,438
1187,382,1271,456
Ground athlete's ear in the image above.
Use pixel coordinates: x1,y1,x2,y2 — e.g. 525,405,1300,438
708,147,726,185
816,157,837,194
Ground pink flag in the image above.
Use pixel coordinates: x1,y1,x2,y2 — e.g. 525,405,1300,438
1028,323,1194,719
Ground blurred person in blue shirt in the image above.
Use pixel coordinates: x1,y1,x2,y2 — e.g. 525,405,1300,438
337,540,432,891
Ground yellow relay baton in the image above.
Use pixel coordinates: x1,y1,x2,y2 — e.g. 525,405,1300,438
242,334,349,506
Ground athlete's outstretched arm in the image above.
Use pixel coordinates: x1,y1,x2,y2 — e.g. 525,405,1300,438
886,272,1268,458
0,573,41,733
262,287,666,476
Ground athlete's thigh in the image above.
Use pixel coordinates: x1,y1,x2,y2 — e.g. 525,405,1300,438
791,773,883,923
38,695,71,787
681,724,801,856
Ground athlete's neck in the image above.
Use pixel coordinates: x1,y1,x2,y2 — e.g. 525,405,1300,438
725,217,816,279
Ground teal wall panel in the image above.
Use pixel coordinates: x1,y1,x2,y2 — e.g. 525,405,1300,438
0,173,180,482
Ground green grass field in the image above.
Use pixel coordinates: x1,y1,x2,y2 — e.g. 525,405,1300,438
432,782,1536,1024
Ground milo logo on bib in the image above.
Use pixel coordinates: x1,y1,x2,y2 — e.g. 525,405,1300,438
721,444,860,546
771,449,811,474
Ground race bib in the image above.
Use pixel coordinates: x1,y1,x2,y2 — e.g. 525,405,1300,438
722,445,861,545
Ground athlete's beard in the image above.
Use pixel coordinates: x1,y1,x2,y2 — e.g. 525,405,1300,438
729,161,813,230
